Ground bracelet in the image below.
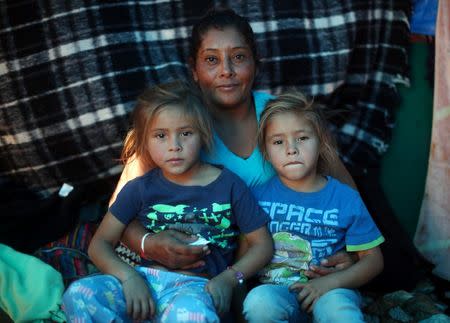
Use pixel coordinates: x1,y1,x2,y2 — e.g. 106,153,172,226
227,266,245,285
140,232,152,257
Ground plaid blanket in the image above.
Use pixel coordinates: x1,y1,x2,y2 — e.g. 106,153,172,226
0,0,410,198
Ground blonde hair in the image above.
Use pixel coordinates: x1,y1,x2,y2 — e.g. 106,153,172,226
121,80,214,167
257,90,339,175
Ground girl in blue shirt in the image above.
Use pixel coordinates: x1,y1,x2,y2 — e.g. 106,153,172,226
243,91,384,323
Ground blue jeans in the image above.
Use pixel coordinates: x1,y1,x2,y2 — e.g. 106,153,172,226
243,284,364,323
62,266,219,323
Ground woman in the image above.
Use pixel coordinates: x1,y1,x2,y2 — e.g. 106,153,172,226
114,7,355,276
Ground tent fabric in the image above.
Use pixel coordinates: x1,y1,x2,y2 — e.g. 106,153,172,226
415,0,450,281
0,0,410,200
0,244,66,322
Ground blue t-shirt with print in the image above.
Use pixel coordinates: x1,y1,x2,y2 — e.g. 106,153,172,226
110,167,270,277
252,176,384,286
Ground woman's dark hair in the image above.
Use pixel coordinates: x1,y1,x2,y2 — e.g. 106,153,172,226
189,7,259,67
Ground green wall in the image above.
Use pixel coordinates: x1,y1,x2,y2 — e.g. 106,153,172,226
380,42,433,238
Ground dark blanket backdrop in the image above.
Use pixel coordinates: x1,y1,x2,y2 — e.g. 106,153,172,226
0,0,431,291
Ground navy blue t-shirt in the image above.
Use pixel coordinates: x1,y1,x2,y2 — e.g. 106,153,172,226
110,167,269,277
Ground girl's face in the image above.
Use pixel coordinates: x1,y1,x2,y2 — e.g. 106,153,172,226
264,112,322,191
146,104,203,183
191,27,256,112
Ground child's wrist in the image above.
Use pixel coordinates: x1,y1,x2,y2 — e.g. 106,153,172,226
214,270,238,288
121,272,140,284
226,266,245,287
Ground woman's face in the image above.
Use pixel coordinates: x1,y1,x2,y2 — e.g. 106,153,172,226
191,27,256,112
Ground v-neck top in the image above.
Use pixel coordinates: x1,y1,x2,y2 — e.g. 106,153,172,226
201,91,275,188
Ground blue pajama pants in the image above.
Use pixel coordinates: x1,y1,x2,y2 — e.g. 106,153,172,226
62,266,219,323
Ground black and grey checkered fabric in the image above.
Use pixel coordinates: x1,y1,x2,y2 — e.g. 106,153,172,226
0,0,410,198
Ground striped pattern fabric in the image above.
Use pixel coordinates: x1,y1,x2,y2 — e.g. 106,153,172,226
33,223,99,287
0,0,410,198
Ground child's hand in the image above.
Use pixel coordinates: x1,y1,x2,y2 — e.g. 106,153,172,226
122,273,155,320
289,276,333,313
205,272,235,316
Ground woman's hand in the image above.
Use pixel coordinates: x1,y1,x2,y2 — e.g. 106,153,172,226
144,230,210,269
120,220,210,270
121,273,155,320
304,250,356,279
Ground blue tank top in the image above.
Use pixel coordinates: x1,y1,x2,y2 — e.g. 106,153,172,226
201,91,275,188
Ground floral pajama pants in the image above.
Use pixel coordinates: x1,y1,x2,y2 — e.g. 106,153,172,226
62,266,219,323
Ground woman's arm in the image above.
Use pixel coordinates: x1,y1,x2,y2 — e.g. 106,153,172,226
110,156,149,206
138,222,209,269
318,246,384,289
120,219,208,269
